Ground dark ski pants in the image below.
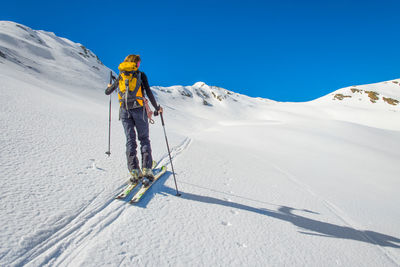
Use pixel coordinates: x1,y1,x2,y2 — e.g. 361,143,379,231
120,107,153,172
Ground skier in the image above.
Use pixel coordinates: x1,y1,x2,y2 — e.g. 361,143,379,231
105,54,163,184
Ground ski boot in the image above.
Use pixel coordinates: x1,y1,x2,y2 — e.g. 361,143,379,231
141,168,154,187
129,169,142,184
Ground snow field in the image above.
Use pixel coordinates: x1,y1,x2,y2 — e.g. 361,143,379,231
1,21,400,266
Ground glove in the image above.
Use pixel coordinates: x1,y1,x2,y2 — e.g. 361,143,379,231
154,105,163,116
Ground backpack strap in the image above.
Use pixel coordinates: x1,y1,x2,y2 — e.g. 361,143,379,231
131,71,142,100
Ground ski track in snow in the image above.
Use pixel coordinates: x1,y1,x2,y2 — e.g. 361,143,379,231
2,22,400,266
156,137,192,169
270,163,400,266
12,192,123,266
12,137,192,267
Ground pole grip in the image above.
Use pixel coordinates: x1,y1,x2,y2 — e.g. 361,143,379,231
160,112,165,126
154,106,164,126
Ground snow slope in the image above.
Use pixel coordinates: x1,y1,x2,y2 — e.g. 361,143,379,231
311,79,400,131
1,21,400,266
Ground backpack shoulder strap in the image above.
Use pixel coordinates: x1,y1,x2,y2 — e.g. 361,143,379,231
131,71,142,97
116,74,122,85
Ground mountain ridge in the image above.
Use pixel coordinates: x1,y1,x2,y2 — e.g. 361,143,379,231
1,20,399,109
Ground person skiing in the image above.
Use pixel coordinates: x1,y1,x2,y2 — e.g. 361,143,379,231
105,54,162,185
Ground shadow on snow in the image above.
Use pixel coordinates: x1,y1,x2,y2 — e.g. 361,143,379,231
136,171,400,249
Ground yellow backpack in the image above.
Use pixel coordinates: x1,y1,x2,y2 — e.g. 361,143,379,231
117,62,144,108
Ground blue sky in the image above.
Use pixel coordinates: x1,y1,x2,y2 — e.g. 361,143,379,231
1,0,399,101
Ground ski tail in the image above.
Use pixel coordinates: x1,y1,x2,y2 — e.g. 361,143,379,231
116,182,139,199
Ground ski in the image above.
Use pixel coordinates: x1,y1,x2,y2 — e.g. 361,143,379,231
115,160,157,200
130,166,167,204
115,182,139,199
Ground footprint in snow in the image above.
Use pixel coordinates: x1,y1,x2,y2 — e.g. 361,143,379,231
236,242,247,248
230,210,239,215
87,159,105,171
221,221,232,226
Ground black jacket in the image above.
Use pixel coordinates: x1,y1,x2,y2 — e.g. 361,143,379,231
105,71,159,110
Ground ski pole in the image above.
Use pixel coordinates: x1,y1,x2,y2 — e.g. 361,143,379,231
155,110,181,196
105,71,113,156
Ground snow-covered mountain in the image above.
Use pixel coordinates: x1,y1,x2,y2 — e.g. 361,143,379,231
309,79,400,131
319,79,400,106
1,21,400,266
0,20,109,101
